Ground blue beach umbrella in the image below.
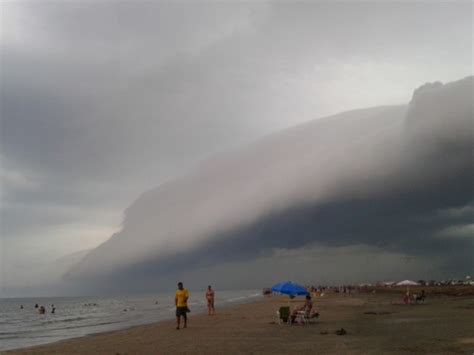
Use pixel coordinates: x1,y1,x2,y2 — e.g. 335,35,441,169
271,281,308,296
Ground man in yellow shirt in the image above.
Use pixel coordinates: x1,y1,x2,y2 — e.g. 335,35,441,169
175,282,189,329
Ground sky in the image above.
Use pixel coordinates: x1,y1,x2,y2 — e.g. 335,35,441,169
0,0,472,296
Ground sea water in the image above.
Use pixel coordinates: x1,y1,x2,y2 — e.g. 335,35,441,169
0,290,261,351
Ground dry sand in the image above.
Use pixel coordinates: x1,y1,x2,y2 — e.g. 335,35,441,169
6,290,474,354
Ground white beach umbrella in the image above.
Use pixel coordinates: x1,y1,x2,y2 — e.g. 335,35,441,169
396,280,420,286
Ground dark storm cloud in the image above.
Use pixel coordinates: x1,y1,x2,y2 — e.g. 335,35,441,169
1,1,472,294
2,1,471,182
64,77,473,293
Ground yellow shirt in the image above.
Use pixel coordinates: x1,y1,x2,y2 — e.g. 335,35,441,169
175,288,189,307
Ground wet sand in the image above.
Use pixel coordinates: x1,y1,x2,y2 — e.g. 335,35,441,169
6,290,474,354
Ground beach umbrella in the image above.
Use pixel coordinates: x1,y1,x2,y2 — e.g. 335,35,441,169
271,281,308,296
396,280,419,286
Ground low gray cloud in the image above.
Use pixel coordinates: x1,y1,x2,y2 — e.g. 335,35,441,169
64,77,473,293
1,1,472,295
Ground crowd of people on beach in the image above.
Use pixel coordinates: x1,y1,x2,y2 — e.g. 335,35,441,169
19,281,431,335
15,277,432,337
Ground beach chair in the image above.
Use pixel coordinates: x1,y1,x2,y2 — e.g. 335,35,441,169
294,310,310,325
294,310,319,325
277,306,290,325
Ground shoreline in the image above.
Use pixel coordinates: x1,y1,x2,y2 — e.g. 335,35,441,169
4,298,269,355
1,292,262,353
5,292,474,354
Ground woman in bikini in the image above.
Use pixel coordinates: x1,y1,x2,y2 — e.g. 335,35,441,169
205,285,215,315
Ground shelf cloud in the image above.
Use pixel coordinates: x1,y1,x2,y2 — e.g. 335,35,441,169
65,77,473,292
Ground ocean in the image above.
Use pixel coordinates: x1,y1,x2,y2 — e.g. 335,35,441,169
0,290,261,351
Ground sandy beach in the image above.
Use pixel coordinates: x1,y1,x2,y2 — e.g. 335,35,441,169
5,288,474,355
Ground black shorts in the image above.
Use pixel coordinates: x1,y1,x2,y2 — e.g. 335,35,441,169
176,307,187,317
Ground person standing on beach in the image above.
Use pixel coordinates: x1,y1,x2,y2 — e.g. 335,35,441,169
206,285,215,315
175,282,189,330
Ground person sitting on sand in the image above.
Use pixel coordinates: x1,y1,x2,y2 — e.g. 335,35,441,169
415,290,426,304
175,282,189,330
291,295,313,323
206,285,215,315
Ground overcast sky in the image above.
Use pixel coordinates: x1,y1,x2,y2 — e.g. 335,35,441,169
0,1,472,295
